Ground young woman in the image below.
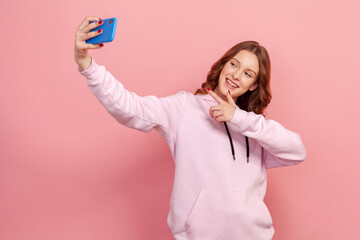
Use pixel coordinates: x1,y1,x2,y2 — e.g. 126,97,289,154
74,16,306,240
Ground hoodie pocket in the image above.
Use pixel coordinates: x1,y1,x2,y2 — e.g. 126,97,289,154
185,189,274,240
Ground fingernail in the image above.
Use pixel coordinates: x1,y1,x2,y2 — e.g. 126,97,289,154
97,29,102,33
206,87,210,91
228,90,230,94
98,20,103,24
99,43,104,47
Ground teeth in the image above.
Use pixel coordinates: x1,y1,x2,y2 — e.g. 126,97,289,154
226,79,238,88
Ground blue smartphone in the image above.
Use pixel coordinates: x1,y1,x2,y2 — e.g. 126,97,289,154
86,18,117,45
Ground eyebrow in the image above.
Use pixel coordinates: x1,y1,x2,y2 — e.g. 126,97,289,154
232,58,257,76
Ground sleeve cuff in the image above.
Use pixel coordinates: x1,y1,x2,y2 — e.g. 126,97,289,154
229,107,250,129
77,57,99,78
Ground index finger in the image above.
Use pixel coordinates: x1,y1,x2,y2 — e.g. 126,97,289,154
206,87,224,104
78,16,101,29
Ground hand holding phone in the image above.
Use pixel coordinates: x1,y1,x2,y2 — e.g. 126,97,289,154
86,18,117,45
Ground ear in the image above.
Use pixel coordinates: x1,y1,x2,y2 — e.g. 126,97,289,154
249,82,258,91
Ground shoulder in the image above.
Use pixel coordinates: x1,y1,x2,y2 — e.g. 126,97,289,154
161,91,217,106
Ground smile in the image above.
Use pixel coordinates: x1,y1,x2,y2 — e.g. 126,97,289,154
226,78,239,88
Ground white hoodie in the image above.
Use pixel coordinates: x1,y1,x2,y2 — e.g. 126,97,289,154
78,58,306,240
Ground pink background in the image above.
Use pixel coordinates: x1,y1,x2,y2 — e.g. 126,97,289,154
1,0,359,239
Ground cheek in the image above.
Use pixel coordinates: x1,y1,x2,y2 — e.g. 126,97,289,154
248,79,257,88
220,67,233,81
219,72,227,83
222,66,232,75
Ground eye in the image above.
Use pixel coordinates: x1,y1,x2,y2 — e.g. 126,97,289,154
245,72,252,77
231,62,237,68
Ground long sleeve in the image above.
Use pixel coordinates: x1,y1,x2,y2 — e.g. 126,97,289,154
229,107,306,169
77,57,188,142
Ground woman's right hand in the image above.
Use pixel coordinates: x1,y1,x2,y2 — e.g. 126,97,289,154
74,16,104,71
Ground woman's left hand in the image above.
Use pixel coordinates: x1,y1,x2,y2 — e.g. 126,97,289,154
207,88,237,123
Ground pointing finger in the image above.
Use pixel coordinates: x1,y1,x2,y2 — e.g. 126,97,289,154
206,87,224,104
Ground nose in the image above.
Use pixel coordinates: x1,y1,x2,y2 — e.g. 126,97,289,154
232,69,242,81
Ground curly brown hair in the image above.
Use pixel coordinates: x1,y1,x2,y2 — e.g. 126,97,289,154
194,41,272,116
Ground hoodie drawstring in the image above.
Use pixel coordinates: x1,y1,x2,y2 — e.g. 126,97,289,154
224,122,235,160
224,122,249,163
245,135,249,163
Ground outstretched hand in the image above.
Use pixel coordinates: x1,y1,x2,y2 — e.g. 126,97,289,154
206,88,237,123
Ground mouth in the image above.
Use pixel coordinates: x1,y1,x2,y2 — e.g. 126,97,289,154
225,78,239,89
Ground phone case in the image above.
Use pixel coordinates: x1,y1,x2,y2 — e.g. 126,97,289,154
86,18,117,45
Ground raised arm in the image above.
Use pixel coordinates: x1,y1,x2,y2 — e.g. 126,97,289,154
74,16,188,142
77,57,188,140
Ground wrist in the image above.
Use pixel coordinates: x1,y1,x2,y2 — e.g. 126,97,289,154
77,56,92,71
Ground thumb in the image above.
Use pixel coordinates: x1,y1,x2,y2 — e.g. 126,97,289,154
226,90,237,106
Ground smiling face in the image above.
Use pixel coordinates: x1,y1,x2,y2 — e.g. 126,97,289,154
213,50,259,101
